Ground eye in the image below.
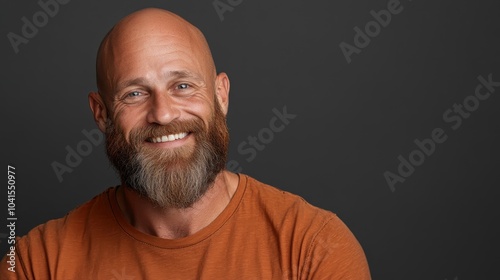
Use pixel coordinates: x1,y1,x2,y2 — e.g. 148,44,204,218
120,90,148,104
177,83,190,90
127,91,142,97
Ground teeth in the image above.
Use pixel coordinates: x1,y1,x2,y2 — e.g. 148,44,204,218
150,132,188,143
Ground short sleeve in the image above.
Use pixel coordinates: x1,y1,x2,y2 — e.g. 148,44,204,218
301,215,371,280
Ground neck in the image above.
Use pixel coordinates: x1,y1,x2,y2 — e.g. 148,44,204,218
116,170,239,239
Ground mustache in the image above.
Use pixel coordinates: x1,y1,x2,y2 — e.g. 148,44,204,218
128,119,205,147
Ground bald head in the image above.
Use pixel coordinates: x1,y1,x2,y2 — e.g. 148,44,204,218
96,8,216,97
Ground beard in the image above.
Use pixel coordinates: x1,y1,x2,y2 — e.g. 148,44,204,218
104,101,229,209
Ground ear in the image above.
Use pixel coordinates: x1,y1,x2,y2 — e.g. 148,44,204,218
88,91,108,132
214,72,230,115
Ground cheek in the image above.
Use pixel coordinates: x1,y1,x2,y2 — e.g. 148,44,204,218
182,95,217,124
112,106,147,141
191,104,214,129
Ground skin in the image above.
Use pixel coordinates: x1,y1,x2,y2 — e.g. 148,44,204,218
88,8,239,239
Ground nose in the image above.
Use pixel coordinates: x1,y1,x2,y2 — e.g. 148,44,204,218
146,92,181,125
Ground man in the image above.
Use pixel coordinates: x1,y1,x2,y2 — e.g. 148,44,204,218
1,8,371,279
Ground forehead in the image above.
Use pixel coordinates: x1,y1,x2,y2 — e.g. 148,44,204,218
97,10,215,95
114,32,203,71
99,18,213,94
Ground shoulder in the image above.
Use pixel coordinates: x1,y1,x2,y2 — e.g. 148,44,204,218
240,174,371,278
24,188,113,240
240,174,339,246
10,188,114,277
241,174,335,225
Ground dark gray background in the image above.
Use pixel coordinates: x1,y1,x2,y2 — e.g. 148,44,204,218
2,0,499,279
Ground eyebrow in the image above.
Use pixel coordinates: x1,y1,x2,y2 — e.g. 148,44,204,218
115,77,150,93
167,70,203,81
115,70,204,93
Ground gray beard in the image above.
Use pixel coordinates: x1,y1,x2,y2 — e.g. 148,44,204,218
125,138,218,209
105,101,229,209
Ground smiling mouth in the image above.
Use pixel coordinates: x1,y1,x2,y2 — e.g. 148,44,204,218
147,132,189,143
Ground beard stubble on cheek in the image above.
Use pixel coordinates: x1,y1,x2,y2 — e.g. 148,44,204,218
104,101,229,209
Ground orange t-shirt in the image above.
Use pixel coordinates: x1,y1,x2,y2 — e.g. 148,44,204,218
1,174,371,279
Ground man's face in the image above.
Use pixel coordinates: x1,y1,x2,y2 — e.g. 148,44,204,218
97,27,229,208
102,30,221,142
